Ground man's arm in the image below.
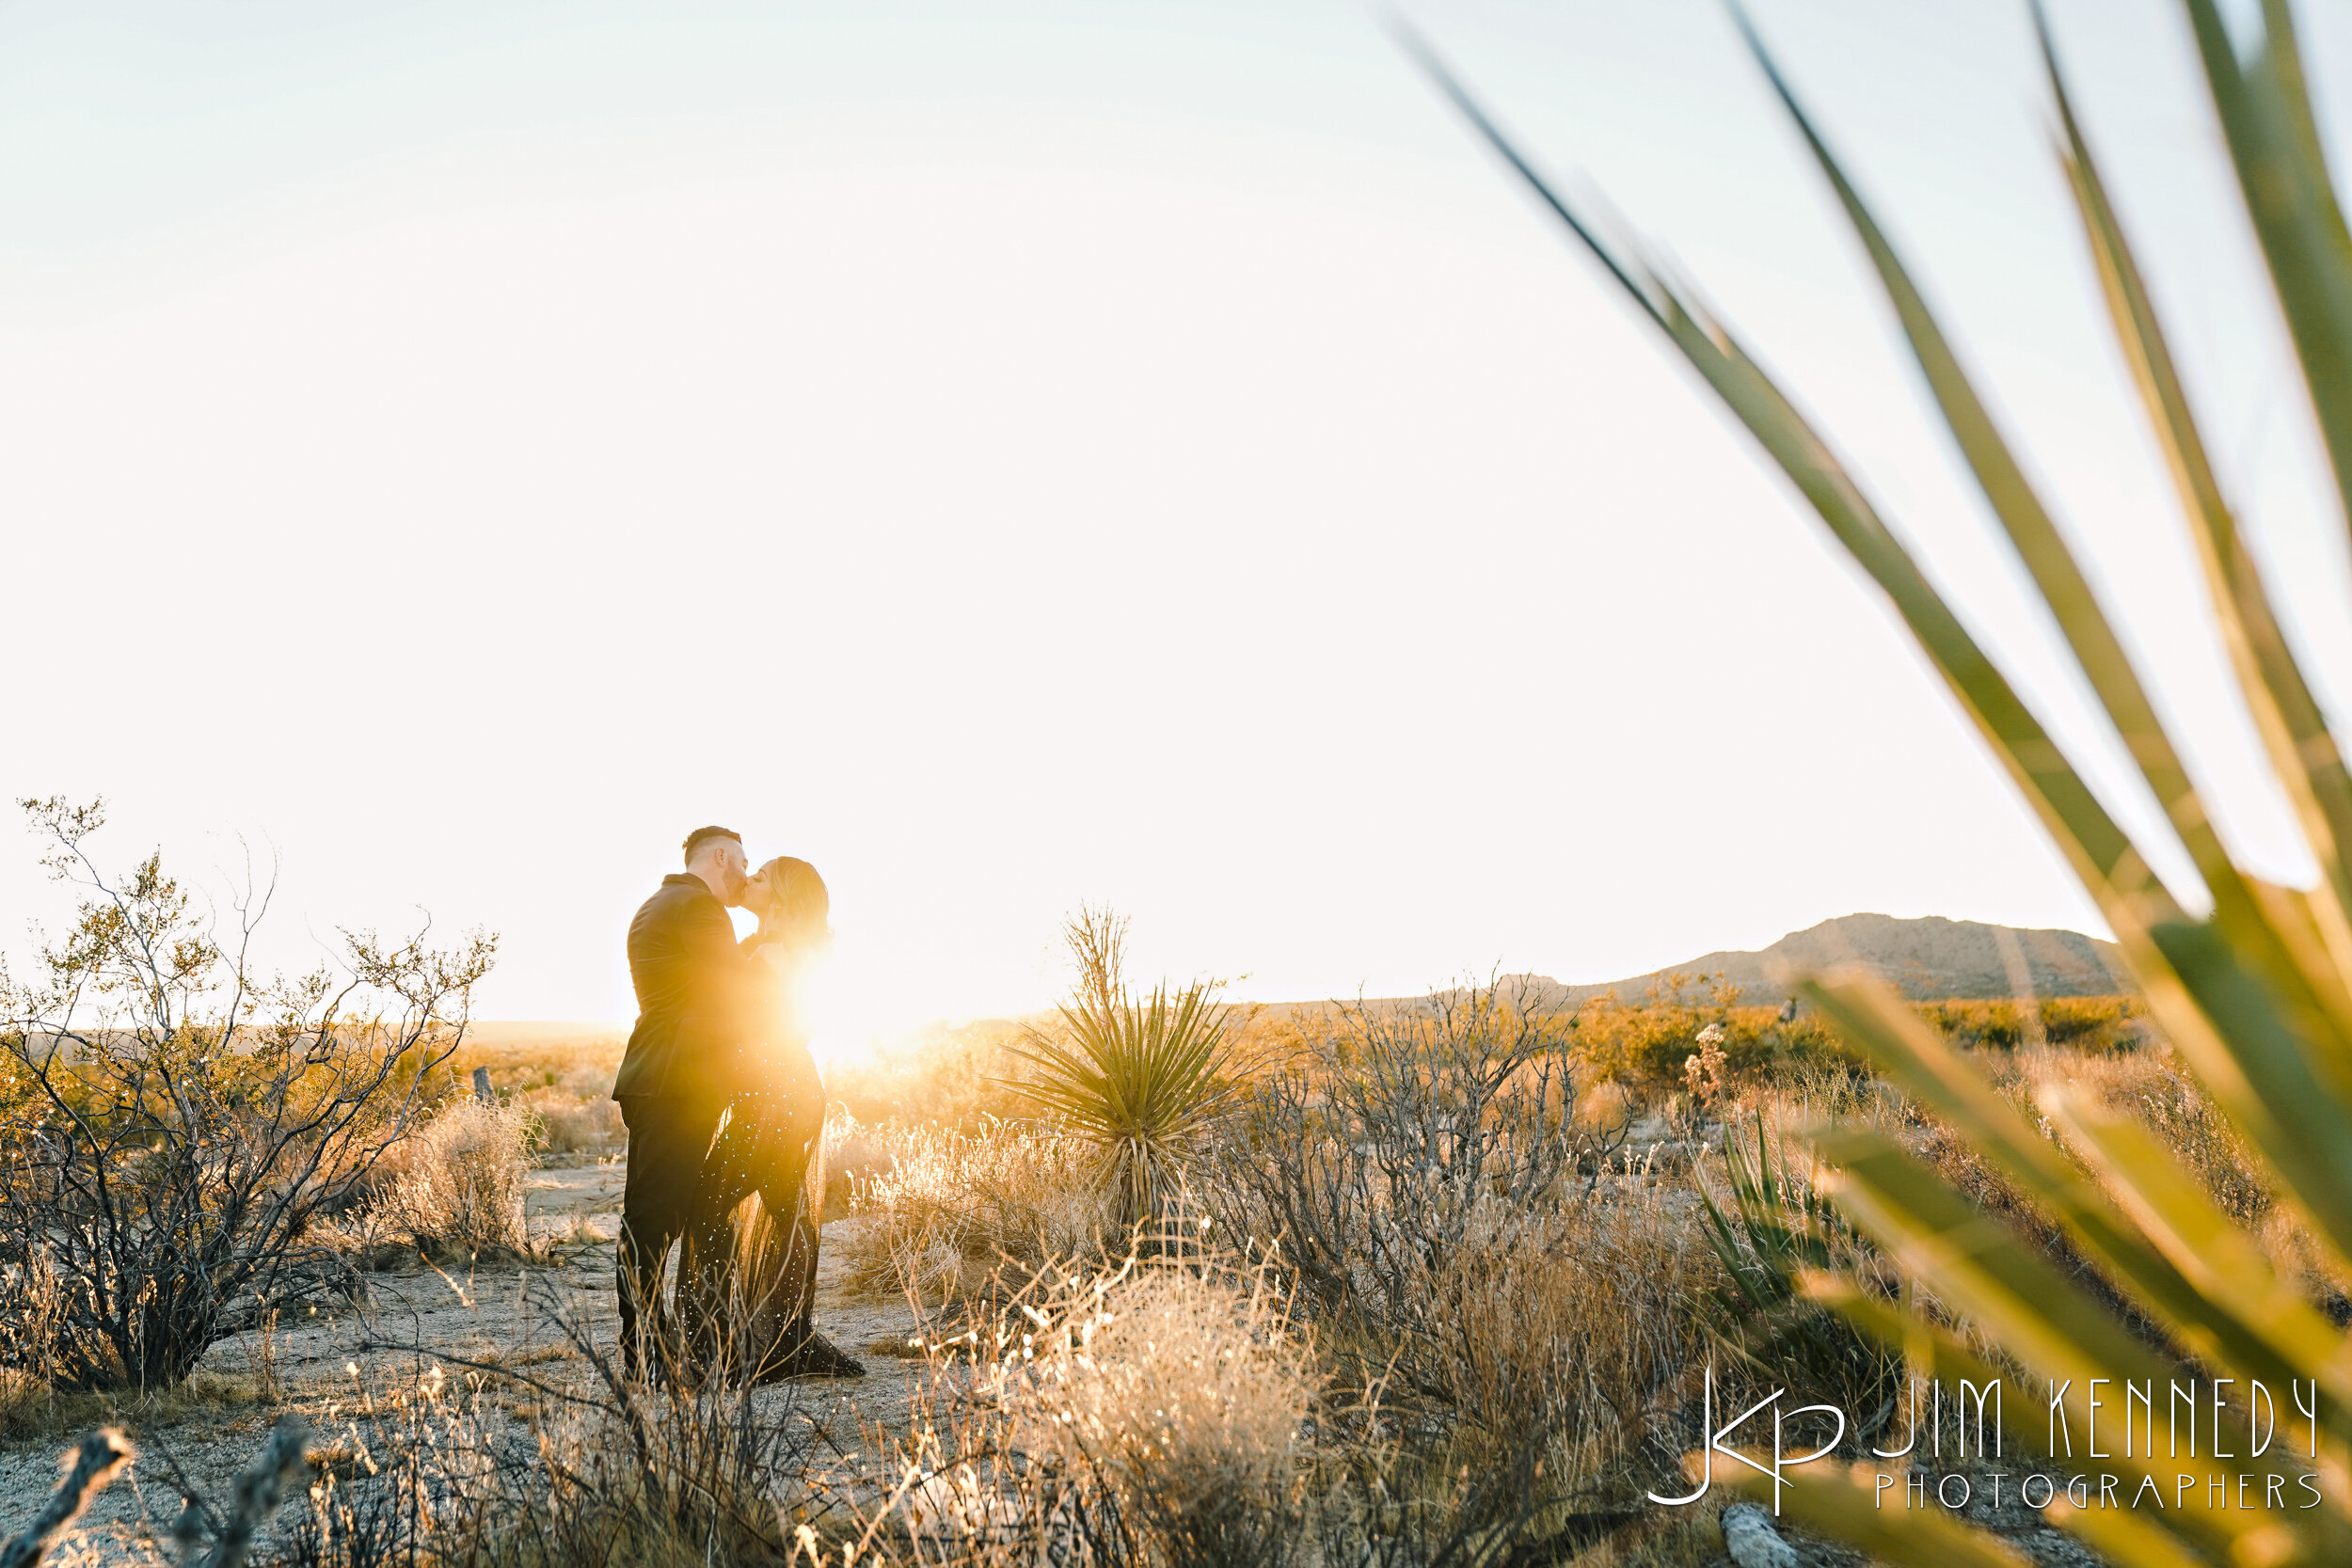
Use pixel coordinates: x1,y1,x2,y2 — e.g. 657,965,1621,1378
676,897,785,1040
676,897,774,974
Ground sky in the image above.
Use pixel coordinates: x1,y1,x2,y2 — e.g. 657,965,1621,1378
5,0,2351,1058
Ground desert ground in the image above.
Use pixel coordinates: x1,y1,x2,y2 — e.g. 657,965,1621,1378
0,927,2295,1568
0,1168,937,1566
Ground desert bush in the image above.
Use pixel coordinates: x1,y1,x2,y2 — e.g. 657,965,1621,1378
2048,1047,2266,1223
1574,987,2142,1101
991,1254,1317,1560
1214,976,1592,1354
0,797,494,1391
867,1252,1318,1565
1571,975,1851,1097
840,1116,1113,1305
529,1092,622,1154
376,1099,538,1261
1417,1190,1723,1489
1914,994,2142,1053
863,1249,1597,1567
1008,908,1248,1234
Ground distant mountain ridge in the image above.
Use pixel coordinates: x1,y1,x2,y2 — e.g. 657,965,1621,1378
1515,913,2129,1007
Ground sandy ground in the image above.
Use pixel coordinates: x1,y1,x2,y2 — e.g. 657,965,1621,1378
0,1154,928,1563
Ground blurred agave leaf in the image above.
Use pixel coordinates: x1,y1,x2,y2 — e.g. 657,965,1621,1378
1804,969,2352,1433
2183,0,2352,546
2048,4,2352,957
1398,0,2352,1560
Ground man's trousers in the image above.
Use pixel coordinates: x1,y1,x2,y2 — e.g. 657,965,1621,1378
614,1094,723,1376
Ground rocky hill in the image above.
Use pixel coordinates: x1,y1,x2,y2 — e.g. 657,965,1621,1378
1522,912,2128,1007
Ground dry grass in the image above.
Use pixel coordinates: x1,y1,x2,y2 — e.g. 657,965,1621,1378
837,1117,1114,1306
1001,1256,1316,1510
1409,1191,1720,1487
530,1092,623,1153
1994,1043,2351,1318
442,1030,629,1155
0,1367,279,1445
827,1021,1041,1129
850,1239,1708,1566
873,1252,1321,1561
374,1100,540,1262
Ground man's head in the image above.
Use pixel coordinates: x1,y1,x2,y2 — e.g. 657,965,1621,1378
681,825,750,906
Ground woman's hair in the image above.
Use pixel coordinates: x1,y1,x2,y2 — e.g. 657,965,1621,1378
756,856,831,951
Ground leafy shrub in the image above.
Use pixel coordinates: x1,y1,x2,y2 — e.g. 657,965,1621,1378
1914,995,2142,1052
1569,974,1852,1096
0,798,494,1390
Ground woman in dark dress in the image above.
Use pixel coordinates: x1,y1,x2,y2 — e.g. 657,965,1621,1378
684,856,864,1381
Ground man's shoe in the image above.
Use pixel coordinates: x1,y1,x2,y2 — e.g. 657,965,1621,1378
781,1330,866,1381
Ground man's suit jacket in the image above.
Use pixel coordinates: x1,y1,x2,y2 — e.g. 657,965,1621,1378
612,873,777,1103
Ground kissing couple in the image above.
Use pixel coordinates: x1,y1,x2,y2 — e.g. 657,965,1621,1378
609,824,864,1382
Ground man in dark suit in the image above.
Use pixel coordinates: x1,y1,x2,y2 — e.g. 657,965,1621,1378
612,824,780,1376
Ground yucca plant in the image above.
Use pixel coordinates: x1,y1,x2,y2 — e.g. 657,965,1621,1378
1008,908,1245,1237
1699,1111,1904,1449
1408,2,2352,1562
1700,1111,1845,1320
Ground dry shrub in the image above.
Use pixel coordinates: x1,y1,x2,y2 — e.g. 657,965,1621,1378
839,1118,1112,1305
1008,1258,1314,1515
1910,1046,2266,1296
860,1248,1619,1566
531,1092,623,1153
1417,1193,1718,1487
2051,1047,2269,1223
2025,1046,2351,1314
0,800,494,1391
0,1365,122,1448
377,1100,538,1261
1215,979,1601,1350
866,1252,1318,1566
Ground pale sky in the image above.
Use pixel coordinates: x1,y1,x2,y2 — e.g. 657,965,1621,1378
7,1,2350,1057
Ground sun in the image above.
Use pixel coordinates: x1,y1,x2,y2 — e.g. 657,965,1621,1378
793,938,887,1073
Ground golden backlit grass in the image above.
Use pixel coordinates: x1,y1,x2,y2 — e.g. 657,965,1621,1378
834,1116,1113,1306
